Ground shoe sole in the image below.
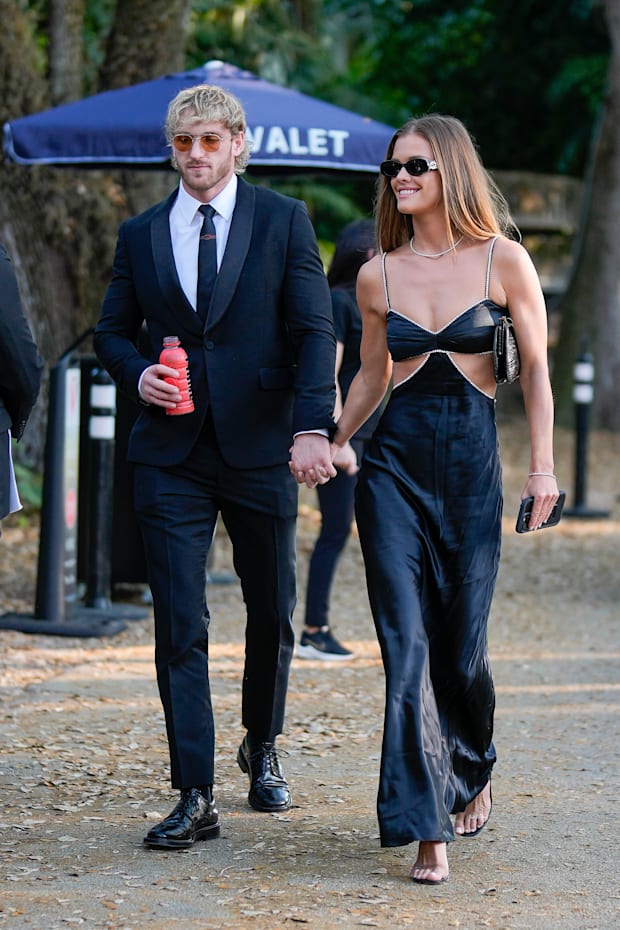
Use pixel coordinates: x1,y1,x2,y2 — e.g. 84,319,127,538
296,644,354,661
410,873,449,885
237,748,292,812
143,822,220,849
247,795,292,812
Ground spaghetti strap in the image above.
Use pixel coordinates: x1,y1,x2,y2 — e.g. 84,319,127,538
381,252,391,311
485,237,499,299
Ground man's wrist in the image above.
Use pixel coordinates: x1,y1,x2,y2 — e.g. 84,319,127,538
137,368,151,405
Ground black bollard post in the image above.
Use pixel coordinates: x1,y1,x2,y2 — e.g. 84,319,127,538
0,334,127,636
564,343,609,519
80,361,149,623
84,367,116,609
34,354,82,622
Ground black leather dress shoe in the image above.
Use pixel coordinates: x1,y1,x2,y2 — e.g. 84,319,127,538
237,736,292,812
143,788,220,849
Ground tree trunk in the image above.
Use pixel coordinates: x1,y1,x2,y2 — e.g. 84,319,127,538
49,0,85,103
102,0,193,217
101,0,192,90
0,1,76,466
553,0,620,430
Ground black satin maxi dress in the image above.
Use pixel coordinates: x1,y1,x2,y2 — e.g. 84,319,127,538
355,242,505,847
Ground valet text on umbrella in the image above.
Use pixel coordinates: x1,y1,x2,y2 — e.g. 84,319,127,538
246,126,350,157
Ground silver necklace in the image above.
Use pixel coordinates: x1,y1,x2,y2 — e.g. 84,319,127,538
409,235,463,259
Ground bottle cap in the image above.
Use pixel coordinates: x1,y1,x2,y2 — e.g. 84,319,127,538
163,336,180,346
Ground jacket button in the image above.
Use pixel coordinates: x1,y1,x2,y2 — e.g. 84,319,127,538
205,340,214,350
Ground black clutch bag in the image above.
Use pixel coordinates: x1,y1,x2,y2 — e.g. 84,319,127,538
493,316,520,384
515,491,566,533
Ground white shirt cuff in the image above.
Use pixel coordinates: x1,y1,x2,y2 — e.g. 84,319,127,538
293,429,329,439
138,369,150,404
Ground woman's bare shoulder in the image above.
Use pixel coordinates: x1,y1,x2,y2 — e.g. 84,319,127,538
357,253,385,295
357,252,384,282
489,236,539,283
356,253,388,314
491,235,534,267
490,236,544,305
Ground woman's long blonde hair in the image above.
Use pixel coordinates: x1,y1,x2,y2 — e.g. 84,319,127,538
375,114,516,253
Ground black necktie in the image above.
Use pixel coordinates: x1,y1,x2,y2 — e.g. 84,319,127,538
197,204,217,323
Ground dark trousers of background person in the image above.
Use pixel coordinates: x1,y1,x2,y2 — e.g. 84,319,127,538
304,437,367,628
133,410,297,790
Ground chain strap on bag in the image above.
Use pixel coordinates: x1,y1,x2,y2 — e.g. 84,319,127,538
493,315,520,384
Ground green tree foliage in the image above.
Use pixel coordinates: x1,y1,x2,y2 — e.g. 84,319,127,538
179,0,609,241
319,0,608,175
553,0,620,428
178,0,610,231
187,0,323,83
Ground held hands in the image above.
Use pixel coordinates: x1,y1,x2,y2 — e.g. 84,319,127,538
289,434,337,489
139,364,183,409
331,440,359,475
520,473,559,530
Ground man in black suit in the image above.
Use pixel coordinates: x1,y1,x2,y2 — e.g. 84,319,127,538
0,243,43,535
94,83,337,849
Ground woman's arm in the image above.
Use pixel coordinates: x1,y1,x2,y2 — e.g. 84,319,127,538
332,256,392,450
498,238,559,528
333,341,346,421
331,340,360,473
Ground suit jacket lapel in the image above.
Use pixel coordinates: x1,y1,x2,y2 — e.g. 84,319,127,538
206,178,255,331
151,191,203,335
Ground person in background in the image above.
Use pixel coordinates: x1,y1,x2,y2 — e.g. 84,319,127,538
95,83,336,850
0,243,43,537
332,114,558,884
298,220,379,660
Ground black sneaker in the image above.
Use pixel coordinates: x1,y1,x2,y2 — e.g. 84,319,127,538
297,627,354,661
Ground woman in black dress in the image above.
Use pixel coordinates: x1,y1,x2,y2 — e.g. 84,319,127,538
331,115,558,884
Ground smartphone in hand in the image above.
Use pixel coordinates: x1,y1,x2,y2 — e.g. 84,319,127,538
515,491,566,533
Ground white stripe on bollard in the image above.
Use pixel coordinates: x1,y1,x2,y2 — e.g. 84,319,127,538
89,415,116,440
90,384,117,408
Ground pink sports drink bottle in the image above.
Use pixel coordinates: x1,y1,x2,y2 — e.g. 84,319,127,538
159,336,195,415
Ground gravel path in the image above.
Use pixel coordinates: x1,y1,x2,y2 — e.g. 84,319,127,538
0,414,618,930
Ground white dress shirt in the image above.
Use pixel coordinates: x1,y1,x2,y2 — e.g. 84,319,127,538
169,176,238,309
138,176,238,399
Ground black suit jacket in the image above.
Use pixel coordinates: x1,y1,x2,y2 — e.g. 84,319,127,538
94,178,336,470
0,243,43,519
0,244,43,441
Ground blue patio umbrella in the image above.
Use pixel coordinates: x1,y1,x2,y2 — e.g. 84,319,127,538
3,60,394,173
